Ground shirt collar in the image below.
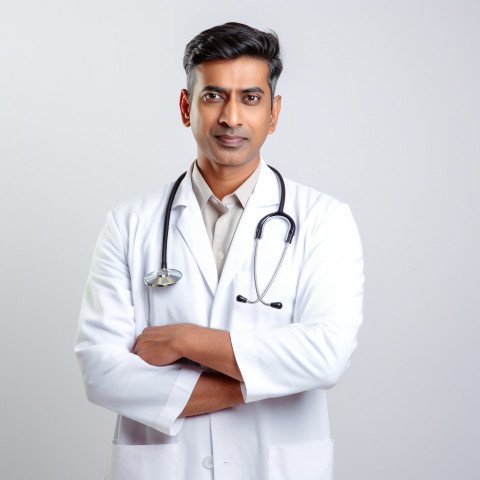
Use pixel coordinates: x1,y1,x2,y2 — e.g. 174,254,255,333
234,163,261,207
191,160,261,209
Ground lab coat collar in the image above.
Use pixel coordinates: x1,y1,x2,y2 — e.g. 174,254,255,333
173,167,218,295
171,166,195,210
249,158,282,208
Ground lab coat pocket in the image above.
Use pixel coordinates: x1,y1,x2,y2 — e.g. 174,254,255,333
268,439,334,480
106,443,178,480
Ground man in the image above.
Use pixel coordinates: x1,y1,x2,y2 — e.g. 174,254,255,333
75,22,364,480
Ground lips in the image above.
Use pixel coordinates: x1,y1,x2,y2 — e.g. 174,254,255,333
214,134,246,146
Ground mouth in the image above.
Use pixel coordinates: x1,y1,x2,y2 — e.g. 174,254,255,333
214,135,246,147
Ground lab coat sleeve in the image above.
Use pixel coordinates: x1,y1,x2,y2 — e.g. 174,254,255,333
230,203,364,403
75,211,202,435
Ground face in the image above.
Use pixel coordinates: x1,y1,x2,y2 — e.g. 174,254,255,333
179,56,281,172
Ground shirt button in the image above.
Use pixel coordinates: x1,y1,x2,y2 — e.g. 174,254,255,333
202,456,214,469
217,252,224,260
221,216,227,224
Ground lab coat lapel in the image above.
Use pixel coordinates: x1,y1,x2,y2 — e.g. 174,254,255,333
173,170,218,296
219,162,280,289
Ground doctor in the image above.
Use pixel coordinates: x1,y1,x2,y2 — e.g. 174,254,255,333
76,22,364,480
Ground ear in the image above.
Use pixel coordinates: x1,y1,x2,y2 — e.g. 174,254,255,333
268,95,282,134
179,89,191,127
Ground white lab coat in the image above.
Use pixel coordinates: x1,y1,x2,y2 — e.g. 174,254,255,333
75,160,364,480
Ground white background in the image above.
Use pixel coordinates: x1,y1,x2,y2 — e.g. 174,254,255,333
1,1,478,478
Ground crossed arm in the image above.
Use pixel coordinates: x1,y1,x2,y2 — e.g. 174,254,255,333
79,204,363,429
131,324,244,417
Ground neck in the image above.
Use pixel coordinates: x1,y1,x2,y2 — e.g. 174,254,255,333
196,157,260,200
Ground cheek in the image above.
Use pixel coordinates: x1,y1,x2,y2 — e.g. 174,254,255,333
253,116,274,140
189,114,205,142
191,108,216,135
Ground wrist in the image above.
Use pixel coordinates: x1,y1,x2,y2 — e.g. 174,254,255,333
175,323,198,359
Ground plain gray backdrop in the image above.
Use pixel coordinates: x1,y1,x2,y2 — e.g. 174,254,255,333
1,1,478,478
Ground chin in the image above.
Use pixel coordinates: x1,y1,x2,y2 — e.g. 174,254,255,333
213,151,260,167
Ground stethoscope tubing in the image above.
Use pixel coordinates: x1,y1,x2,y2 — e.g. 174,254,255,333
161,171,187,269
145,165,296,309
250,240,290,308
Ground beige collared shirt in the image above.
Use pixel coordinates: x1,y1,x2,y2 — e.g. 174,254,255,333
191,161,261,277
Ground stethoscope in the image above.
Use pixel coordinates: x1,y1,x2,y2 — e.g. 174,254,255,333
144,165,296,309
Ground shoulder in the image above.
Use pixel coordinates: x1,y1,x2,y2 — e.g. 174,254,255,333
108,182,174,226
283,177,362,256
283,177,351,226
94,182,180,250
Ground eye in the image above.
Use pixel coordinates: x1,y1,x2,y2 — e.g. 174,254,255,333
243,94,261,104
203,93,222,102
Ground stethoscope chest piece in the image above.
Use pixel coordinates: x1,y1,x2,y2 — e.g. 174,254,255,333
144,268,182,287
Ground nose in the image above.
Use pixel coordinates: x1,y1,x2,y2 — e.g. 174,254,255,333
218,98,242,128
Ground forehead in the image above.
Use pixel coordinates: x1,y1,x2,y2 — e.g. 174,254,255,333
194,56,270,92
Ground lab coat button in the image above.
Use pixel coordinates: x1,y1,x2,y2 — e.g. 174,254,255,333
202,456,214,469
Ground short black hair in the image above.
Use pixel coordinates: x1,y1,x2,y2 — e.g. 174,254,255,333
183,22,283,104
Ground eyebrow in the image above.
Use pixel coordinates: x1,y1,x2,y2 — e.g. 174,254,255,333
201,85,266,95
